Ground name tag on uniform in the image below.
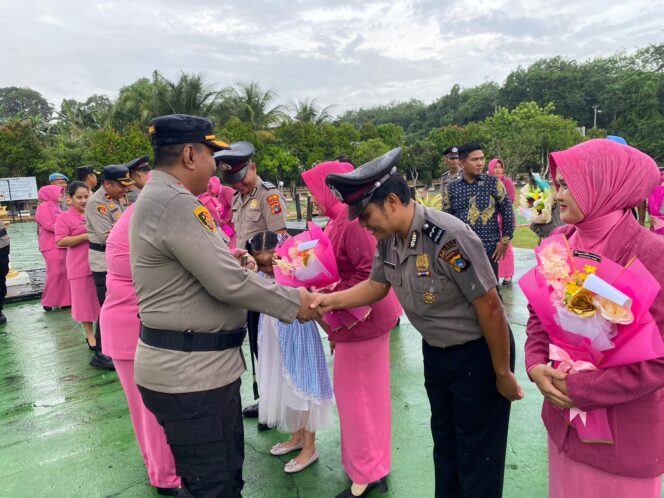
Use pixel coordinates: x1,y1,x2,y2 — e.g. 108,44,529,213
384,261,396,269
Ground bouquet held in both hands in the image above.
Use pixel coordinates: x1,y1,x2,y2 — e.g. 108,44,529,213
519,179,554,224
274,222,371,331
520,233,664,443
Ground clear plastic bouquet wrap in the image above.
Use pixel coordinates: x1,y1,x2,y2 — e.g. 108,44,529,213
519,233,664,443
519,183,553,224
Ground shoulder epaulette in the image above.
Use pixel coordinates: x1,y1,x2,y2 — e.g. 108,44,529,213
262,181,277,189
422,218,445,244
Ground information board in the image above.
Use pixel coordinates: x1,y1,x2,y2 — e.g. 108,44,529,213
0,177,39,201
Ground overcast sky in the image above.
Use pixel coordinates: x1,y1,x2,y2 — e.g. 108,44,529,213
1,0,663,115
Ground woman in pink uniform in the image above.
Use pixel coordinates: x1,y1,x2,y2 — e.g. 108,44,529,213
209,176,237,248
488,158,516,285
54,182,99,349
100,201,180,496
35,184,71,311
526,139,664,498
302,160,402,498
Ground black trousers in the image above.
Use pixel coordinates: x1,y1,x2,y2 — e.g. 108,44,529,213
0,245,9,312
139,379,244,498
423,335,515,498
92,271,107,353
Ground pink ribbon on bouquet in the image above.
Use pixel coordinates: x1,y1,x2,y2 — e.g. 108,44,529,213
549,344,614,443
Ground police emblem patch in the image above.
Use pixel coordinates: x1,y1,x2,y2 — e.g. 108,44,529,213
194,206,216,232
448,252,470,272
267,194,281,214
96,205,107,215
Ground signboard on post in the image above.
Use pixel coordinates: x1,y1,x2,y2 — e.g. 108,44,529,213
0,177,39,201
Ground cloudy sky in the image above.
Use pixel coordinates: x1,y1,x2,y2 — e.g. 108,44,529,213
1,0,663,114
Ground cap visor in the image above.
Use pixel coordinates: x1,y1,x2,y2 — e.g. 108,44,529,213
222,164,249,184
118,179,135,186
347,197,371,220
205,139,231,152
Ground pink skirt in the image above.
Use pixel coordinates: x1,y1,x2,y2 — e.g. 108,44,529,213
69,276,100,323
334,332,391,484
498,243,514,278
41,249,71,307
548,436,662,498
115,360,180,488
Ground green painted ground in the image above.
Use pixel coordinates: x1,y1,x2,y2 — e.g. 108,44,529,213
1,249,661,497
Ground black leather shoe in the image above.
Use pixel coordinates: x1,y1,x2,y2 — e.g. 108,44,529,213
257,422,272,432
43,306,53,312
85,338,96,351
156,487,180,496
0,313,6,325
242,403,259,418
335,478,388,498
89,353,115,370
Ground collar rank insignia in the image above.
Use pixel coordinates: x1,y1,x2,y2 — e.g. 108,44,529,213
422,219,445,244
408,231,418,249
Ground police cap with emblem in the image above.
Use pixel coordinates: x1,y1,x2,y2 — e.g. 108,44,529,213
148,114,230,152
325,147,401,220
214,141,256,184
126,155,150,173
442,146,459,159
103,164,135,186
76,165,100,180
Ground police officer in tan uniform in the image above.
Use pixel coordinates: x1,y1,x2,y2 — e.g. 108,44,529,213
217,141,288,249
314,148,523,498
125,155,151,204
216,141,288,420
85,164,134,370
130,114,318,498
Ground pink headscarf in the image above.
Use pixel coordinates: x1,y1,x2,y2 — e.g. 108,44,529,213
38,185,64,205
301,161,354,220
487,158,516,202
550,139,659,252
212,177,235,225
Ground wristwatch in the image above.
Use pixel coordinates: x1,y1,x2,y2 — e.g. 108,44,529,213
501,236,511,244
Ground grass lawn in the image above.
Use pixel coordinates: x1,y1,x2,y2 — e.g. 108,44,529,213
512,226,538,249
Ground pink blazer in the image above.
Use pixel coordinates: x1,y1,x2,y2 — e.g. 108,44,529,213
100,204,139,360
324,204,402,343
35,186,64,253
54,208,91,280
524,219,664,477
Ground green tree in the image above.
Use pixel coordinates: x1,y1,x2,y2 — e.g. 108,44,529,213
289,98,334,124
352,138,390,166
0,119,45,177
0,87,53,122
224,81,285,130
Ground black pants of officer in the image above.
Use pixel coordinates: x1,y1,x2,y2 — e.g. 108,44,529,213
138,378,244,498
92,271,107,352
0,245,9,313
422,334,515,498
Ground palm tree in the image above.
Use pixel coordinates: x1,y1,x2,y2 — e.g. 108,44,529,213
289,98,335,125
223,81,285,130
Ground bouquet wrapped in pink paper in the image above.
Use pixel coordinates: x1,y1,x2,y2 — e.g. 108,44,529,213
520,233,664,443
274,221,340,289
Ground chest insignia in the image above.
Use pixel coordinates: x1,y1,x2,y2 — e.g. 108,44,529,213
194,206,216,233
416,253,429,272
107,202,117,210
249,199,258,209
408,231,418,249
423,292,436,304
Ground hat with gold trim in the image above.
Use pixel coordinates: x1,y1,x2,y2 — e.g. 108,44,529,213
148,114,230,152
103,164,135,186
325,147,402,220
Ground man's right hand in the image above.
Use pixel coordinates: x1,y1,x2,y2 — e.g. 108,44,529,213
297,288,320,322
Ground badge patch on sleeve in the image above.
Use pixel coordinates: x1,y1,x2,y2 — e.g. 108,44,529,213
267,194,281,214
448,251,470,273
194,206,216,232
438,239,457,260
96,204,107,215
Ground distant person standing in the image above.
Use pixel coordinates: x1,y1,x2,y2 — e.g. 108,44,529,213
125,156,151,204
35,185,71,312
217,141,289,420
439,146,461,192
76,165,100,191
0,224,9,325
85,164,134,370
54,182,99,350
441,143,514,279
487,158,516,286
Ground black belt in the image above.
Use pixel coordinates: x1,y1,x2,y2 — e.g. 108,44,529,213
89,242,106,252
140,324,247,352
0,228,6,237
